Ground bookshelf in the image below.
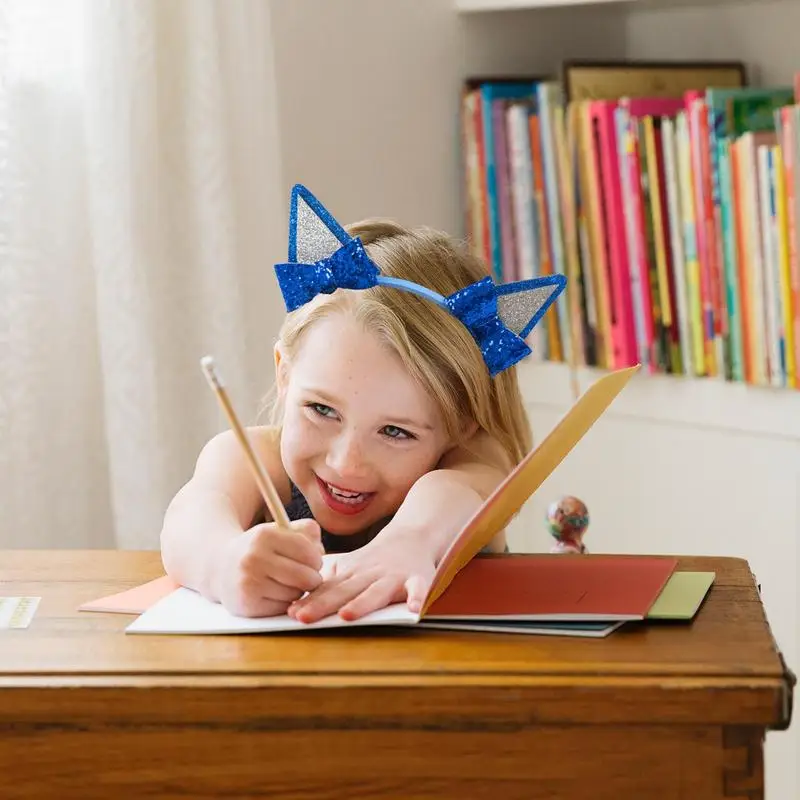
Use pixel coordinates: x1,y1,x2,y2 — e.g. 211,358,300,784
268,2,797,796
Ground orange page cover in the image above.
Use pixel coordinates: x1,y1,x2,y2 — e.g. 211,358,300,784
425,555,677,620
79,576,178,614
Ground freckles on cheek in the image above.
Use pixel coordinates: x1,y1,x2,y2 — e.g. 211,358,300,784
388,453,440,494
282,412,322,462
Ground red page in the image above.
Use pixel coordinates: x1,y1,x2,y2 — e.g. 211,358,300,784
425,555,677,620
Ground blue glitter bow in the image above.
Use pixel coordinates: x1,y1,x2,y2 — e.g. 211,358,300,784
443,277,534,376
275,238,379,311
273,184,567,377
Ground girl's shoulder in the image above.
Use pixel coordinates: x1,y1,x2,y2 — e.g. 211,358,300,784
199,424,290,505
439,428,513,474
245,425,290,500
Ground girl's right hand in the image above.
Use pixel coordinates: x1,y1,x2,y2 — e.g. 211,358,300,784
211,519,324,617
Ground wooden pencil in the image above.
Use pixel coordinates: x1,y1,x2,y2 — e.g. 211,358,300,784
199,355,291,529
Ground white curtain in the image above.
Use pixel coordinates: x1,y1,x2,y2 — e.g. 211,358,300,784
0,0,286,549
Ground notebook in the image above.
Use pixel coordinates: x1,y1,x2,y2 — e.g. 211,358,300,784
125,366,639,635
85,567,711,621
84,564,710,640
125,552,676,635
423,555,678,621
420,568,715,636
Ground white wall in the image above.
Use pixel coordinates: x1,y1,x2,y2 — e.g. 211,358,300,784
270,0,464,233
626,0,800,86
266,2,798,796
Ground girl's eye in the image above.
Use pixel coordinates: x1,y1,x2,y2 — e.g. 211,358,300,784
382,425,414,441
309,402,337,419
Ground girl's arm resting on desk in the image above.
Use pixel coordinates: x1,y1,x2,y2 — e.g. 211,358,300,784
160,429,324,617
287,431,510,623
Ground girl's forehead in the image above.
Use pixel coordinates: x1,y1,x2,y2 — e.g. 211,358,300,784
295,313,406,383
291,313,440,417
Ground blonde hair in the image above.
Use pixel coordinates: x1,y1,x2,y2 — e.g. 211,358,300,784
264,220,533,466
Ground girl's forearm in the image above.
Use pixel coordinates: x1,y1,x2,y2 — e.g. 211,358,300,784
159,483,245,597
383,469,487,563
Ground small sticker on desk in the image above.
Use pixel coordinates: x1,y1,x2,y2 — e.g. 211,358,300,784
0,597,41,629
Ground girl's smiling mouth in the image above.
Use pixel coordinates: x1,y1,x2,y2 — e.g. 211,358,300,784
315,474,375,516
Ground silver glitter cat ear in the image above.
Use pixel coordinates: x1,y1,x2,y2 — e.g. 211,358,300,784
288,183,353,263
494,275,566,340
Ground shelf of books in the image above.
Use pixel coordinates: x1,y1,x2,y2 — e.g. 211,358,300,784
461,68,800,393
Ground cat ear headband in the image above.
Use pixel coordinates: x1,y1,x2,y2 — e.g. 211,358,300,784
273,184,566,377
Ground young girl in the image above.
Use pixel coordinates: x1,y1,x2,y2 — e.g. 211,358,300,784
160,184,565,624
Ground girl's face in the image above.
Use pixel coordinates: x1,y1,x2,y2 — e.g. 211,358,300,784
277,312,453,535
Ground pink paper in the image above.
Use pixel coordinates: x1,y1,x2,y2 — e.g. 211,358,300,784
79,575,179,614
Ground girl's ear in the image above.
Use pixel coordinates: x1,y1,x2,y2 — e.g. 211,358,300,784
460,417,479,441
274,341,290,394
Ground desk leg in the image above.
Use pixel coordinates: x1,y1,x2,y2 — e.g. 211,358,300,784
722,727,764,800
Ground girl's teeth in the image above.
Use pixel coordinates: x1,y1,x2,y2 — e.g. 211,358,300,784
327,483,364,500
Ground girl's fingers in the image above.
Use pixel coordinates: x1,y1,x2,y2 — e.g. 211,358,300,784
290,572,374,623
260,578,304,604
265,553,323,593
404,574,430,614
268,528,324,571
287,518,324,554
233,595,292,619
337,576,405,621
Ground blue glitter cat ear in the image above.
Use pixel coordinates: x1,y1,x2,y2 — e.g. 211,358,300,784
288,183,353,263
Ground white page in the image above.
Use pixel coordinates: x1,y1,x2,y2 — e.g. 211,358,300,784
125,588,419,634
126,554,420,634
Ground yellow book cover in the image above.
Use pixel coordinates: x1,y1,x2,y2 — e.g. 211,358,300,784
676,114,706,374
554,102,586,367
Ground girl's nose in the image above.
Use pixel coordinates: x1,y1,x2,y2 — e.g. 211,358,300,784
325,431,369,482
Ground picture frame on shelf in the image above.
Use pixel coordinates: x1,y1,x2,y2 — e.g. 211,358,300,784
562,59,747,102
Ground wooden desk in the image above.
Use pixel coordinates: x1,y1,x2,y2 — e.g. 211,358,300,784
0,551,794,800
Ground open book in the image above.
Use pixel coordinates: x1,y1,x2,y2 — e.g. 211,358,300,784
126,366,641,636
